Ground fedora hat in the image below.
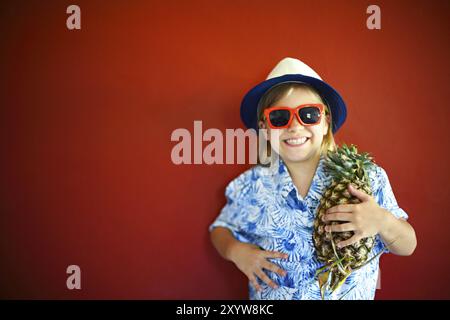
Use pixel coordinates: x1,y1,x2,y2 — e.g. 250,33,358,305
240,57,347,134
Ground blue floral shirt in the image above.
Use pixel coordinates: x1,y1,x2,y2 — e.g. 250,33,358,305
209,154,409,300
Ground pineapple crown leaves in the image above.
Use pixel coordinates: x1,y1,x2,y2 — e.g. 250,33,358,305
325,143,376,184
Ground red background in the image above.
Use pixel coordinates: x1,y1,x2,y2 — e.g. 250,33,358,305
1,0,449,299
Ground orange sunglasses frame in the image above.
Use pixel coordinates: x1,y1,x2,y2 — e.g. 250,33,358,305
263,103,325,129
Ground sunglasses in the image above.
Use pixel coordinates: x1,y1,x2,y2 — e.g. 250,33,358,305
263,104,325,129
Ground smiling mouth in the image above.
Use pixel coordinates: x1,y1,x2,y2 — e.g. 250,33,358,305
283,137,310,147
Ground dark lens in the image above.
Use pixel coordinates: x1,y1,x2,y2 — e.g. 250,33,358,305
268,109,291,127
299,106,321,124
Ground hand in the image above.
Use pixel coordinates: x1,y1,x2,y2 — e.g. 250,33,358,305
322,184,389,248
228,241,288,292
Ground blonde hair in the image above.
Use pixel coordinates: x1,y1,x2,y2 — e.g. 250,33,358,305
257,82,336,165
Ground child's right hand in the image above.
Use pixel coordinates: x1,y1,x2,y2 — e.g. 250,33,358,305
228,241,288,292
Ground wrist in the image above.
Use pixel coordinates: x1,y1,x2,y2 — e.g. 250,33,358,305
378,208,396,238
226,240,241,263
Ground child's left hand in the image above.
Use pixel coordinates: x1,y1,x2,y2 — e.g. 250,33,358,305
322,184,389,248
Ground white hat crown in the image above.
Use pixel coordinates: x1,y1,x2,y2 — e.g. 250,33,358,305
266,57,323,81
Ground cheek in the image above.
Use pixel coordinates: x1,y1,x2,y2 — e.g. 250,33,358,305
321,117,329,134
268,128,285,141
311,126,326,140
317,119,328,133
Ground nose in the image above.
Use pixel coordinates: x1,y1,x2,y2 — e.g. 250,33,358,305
288,114,304,131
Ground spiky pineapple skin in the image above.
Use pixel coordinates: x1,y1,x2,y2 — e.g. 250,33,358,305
313,144,376,291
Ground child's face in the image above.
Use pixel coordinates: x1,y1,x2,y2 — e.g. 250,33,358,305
259,87,330,164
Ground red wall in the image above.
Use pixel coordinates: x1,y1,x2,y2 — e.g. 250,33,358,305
1,0,449,299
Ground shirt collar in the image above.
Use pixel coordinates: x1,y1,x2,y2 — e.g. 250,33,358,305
271,154,327,202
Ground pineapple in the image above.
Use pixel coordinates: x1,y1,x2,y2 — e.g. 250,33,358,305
313,143,383,299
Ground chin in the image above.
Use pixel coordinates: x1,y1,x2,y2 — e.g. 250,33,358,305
279,149,309,163
282,155,309,163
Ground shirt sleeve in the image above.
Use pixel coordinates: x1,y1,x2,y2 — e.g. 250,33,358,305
372,165,409,255
373,166,409,221
208,175,254,244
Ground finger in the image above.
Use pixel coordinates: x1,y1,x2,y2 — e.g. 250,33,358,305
262,261,287,277
325,223,355,233
255,269,278,289
323,212,353,222
263,250,289,259
248,273,262,292
348,184,372,202
337,234,362,248
326,204,354,214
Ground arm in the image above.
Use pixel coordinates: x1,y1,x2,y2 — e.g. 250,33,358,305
210,226,241,261
324,184,417,256
378,209,417,256
209,173,288,291
210,226,288,291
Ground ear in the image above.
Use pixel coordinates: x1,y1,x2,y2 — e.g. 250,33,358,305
259,120,269,140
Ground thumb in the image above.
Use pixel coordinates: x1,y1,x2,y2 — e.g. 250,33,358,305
348,184,371,202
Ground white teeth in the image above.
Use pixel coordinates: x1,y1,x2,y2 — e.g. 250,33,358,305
285,137,308,145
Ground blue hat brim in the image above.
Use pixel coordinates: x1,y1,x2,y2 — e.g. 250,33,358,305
240,74,347,134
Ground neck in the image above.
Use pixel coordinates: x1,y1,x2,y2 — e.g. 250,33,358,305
283,151,322,194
